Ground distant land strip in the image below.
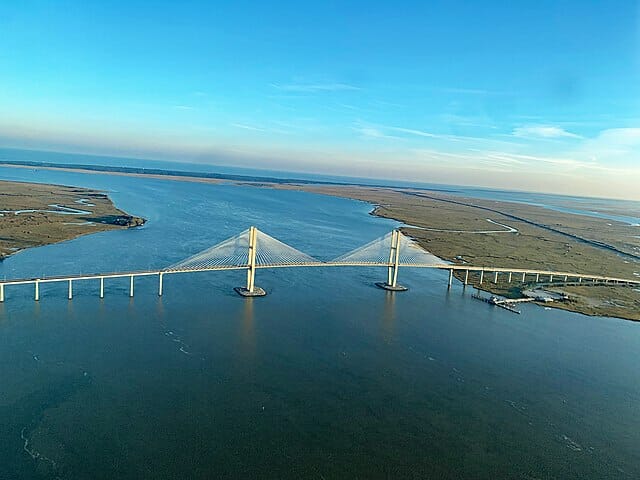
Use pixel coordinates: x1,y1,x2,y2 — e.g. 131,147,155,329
0,159,456,193
402,191,640,262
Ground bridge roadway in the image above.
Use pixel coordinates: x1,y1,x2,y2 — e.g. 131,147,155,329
1,262,638,302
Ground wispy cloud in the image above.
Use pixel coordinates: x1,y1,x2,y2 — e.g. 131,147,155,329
362,123,522,148
270,82,360,93
574,127,640,163
231,122,292,135
437,87,513,96
439,87,493,95
592,127,640,144
440,113,497,129
173,105,195,111
231,123,267,132
354,127,403,140
387,126,439,138
512,125,581,139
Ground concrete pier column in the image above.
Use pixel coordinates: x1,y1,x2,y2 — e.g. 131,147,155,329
508,272,512,283
387,230,396,286
479,270,484,284
535,273,540,282
235,226,266,297
549,274,553,283
391,230,401,287
100,277,104,298
35,280,40,301
493,271,498,283
578,277,582,283
0,284,4,302
68,280,73,300
564,275,568,282
448,269,453,288
464,270,469,286
375,229,407,291
129,275,134,297
158,273,164,296
247,226,257,292
522,272,526,282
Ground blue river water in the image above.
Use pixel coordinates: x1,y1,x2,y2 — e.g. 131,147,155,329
1,165,640,479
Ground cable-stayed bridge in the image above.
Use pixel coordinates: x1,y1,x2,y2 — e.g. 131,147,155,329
1,226,638,302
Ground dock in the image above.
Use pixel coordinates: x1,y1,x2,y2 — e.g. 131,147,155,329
471,293,529,314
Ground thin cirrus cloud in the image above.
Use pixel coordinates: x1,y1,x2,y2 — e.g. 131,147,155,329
512,125,582,139
230,123,267,132
359,123,523,148
270,82,361,93
230,122,292,136
354,127,403,140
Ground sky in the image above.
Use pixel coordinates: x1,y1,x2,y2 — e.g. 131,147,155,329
1,0,640,199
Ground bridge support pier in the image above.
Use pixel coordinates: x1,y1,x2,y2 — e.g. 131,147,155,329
522,272,526,282
129,275,134,297
68,280,73,300
35,280,40,301
535,273,540,282
99,277,104,298
235,226,266,297
464,270,469,286
479,270,484,285
0,284,4,302
508,272,512,283
493,271,498,283
158,273,164,296
376,230,407,291
448,268,453,288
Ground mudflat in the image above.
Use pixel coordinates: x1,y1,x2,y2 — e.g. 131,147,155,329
0,180,145,260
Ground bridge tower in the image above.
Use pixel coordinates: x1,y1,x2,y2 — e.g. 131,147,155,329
376,230,408,292
234,226,267,297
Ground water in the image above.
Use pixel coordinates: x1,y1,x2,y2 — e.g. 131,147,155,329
1,166,640,479
3,147,640,225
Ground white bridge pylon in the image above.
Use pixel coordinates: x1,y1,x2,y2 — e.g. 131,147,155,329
166,226,445,296
331,229,447,291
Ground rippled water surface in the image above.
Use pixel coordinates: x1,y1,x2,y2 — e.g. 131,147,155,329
1,166,640,479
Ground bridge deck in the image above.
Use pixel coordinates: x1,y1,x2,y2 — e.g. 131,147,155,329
2,227,638,300
1,262,638,286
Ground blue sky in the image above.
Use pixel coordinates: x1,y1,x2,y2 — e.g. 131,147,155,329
1,1,639,199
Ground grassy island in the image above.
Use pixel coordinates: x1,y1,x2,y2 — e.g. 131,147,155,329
0,180,145,260
272,184,640,321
